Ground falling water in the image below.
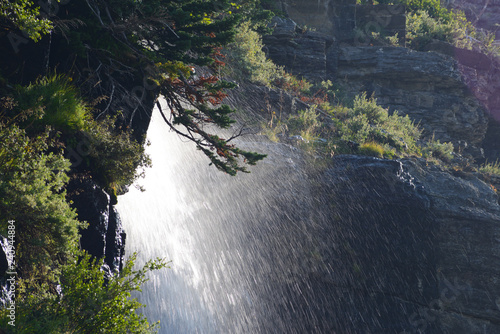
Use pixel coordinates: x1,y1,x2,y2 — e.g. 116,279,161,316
116,101,324,333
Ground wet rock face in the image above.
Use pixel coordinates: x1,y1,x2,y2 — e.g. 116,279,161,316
404,160,500,333
311,155,500,333
67,176,126,272
312,155,438,332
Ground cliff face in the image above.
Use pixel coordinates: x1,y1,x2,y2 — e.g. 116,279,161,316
66,176,126,274
255,6,500,332
264,18,495,160
307,155,500,333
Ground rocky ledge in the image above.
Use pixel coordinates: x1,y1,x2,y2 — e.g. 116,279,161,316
263,18,500,160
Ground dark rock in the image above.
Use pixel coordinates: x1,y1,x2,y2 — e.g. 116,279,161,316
105,207,126,273
67,175,126,271
309,155,436,332
67,176,110,259
310,155,500,332
264,21,334,80
355,4,407,45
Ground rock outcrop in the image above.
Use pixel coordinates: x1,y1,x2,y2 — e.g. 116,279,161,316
256,13,500,332
310,155,500,333
264,19,493,159
337,46,489,154
67,176,126,273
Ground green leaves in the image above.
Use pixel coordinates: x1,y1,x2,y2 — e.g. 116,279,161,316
0,124,83,276
0,0,52,41
3,250,169,334
15,74,90,134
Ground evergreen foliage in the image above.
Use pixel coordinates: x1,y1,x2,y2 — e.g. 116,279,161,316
15,74,89,134
226,21,283,86
0,122,83,278
83,116,152,192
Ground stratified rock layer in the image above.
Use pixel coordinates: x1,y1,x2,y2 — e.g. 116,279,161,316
337,46,489,150
264,21,490,157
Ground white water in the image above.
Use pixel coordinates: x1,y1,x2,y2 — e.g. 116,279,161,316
116,101,323,333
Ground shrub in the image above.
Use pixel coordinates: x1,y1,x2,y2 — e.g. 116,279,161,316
82,116,151,193
406,10,473,50
0,0,52,41
0,124,84,277
352,93,388,124
15,74,90,134
359,142,385,157
338,94,421,155
422,137,454,162
479,160,500,176
276,73,312,96
226,21,283,86
2,250,168,333
287,105,321,135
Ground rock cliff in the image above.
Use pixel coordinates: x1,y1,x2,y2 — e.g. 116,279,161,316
308,155,500,333
264,18,497,160
66,175,126,274
256,6,500,332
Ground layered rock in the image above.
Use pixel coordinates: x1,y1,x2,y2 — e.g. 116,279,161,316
264,19,492,159
337,46,489,153
264,17,335,80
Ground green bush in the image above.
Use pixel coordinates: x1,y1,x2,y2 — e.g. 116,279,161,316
16,74,90,134
0,0,52,41
479,160,500,176
0,124,84,277
226,21,283,86
405,0,452,21
287,105,321,135
82,116,151,193
338,93,421,155
2,250,168,334
263,92,422,158
422,137,454,162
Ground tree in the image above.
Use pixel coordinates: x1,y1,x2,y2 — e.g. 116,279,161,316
0,0,52,41
53,0,267,175
0,117,84,279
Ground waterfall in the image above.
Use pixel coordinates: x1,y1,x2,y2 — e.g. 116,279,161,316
116,101,323,333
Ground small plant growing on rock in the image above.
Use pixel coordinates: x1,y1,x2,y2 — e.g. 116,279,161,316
358,142,385,158
479,160,500,176
422,136,454,162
